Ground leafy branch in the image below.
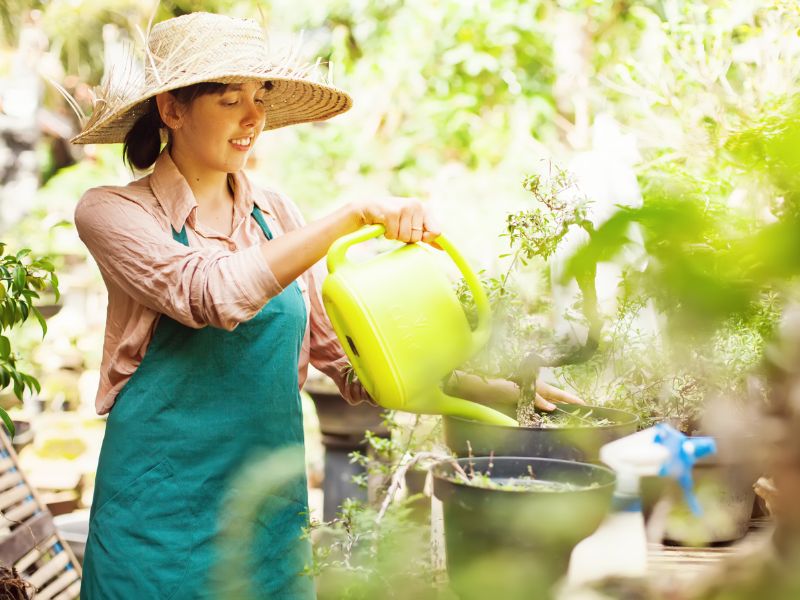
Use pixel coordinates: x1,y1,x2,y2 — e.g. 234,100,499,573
457,163,604,420
0,244,60,437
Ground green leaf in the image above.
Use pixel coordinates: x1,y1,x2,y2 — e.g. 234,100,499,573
0,337,9,360
13,266,25,292
0,408,14,438
36,259,54,272
51,273,60,302
32,307,47,338
0,368,9,389
15,249,30,260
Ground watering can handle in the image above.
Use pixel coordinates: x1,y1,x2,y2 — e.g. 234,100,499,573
326,225,492,348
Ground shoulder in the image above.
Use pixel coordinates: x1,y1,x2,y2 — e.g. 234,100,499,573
75,176,167,232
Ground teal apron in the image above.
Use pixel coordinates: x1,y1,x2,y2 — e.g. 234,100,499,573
81,207,313,599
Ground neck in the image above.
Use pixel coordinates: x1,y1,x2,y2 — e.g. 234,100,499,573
168,145,231,209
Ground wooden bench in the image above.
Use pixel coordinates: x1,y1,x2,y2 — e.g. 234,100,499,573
0,430,81,599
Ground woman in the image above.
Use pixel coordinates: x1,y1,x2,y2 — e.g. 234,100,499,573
71,12,579,599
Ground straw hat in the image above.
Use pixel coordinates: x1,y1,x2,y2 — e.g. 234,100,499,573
70,12,352,145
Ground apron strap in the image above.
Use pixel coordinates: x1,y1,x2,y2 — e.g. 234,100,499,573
250,206,274,241
171,206,274,246
171,223,190,245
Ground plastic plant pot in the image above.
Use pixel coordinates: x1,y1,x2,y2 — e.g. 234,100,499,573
432,456,616,599
444,403,638,462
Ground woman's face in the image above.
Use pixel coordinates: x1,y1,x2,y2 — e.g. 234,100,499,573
168,81,269,174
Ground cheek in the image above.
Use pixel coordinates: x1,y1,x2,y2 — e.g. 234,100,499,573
257,108,268,128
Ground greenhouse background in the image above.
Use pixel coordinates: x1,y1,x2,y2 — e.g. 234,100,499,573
1,0,800,598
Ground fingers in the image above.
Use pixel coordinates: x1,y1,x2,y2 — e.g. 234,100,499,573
536,379,586,405
534,393,556,412
383,208,401,240
408,211,424,244
397,203,421,243
365,197,438,245
421,212,442,247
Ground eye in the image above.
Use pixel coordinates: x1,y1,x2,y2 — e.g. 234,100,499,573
255,97,268,106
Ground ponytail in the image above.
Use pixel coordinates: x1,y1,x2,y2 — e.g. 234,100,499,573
123,98,164,171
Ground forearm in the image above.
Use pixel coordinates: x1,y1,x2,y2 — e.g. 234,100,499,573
259,204,362,288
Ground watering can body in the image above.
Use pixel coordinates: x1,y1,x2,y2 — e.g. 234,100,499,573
321,225,517,427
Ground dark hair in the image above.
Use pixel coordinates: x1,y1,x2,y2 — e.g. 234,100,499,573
122,82,229,171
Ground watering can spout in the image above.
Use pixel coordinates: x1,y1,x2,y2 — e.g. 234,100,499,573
426,387,518,427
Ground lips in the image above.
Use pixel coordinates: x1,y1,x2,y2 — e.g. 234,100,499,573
230,136,253,149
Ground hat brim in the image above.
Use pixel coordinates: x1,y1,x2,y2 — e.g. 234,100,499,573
71,74,352,145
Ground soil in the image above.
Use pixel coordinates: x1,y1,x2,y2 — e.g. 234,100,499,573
518,405,615,429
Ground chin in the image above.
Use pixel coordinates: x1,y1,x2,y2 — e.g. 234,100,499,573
222,160,248,173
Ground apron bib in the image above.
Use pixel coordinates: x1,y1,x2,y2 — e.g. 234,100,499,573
81,207,312,599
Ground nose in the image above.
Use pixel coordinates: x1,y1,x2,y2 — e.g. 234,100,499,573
241,97,265,129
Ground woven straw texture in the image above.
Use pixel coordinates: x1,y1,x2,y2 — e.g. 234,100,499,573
71,12,352,145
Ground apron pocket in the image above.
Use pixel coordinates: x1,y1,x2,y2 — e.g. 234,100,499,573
88,460,194,600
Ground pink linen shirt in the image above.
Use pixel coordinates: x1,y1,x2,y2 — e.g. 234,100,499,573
75,151,367,415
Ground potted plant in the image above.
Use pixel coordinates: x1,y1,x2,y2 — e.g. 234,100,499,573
431,455,616,598
445,166,637,462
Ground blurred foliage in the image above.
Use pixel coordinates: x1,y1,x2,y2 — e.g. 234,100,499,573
566,96,800,334
0,243,60,435
307,497,437,599
556,91,800,427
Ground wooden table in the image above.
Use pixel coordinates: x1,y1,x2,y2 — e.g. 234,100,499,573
647,517,774,591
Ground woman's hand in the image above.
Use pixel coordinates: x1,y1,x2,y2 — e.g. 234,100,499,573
258,195,442,288
352,197,441,245
532,380,585,411
445,371,585,412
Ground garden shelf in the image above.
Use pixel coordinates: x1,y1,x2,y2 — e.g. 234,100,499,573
0,429,81,599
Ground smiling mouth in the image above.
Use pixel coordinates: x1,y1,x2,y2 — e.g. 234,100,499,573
230,136,253,149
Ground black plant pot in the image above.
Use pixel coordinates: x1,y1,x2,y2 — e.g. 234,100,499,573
433,457,616,600
306,383,389,521
444,403,638,462
403,466,432,525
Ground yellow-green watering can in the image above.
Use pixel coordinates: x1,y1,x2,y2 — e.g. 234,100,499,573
322,225,518,427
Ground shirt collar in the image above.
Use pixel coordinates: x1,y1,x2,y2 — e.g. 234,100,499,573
230,169,274,217
150,151,199,233
150,151,270,233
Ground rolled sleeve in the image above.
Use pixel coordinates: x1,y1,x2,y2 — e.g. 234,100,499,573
227,244,283,309
75,188,283,330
